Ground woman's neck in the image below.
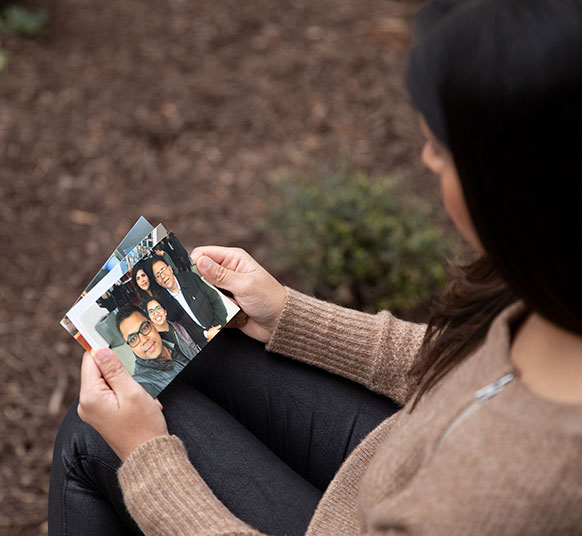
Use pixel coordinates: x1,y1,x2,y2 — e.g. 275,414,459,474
510,313,582,404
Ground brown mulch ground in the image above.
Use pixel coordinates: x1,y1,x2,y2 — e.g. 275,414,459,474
0,0,436,533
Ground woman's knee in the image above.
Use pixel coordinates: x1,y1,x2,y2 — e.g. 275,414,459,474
49,400,138,534
52,400,120,484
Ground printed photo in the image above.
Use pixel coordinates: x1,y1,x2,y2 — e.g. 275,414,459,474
61,223,168,340
62,227,239,397
84,217,159,297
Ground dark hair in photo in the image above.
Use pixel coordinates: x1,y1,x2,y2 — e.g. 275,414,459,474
150,256,169,269
142,297,166,314
136,256,166,299
115,304,147,335
145,256,172,297
131,257,156,301
406,0,582,405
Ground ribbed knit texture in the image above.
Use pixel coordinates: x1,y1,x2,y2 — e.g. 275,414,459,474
118,435,261,536
266,288,426,405
119,290,582,535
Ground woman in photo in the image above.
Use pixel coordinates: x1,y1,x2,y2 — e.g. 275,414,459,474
145,298,201,361
131,258,156,303
49,0,582,534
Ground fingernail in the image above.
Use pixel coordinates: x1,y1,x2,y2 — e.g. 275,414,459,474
199,256,212,271
94,348,112,363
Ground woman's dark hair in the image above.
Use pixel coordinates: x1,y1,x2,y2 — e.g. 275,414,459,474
131,257,165,301
142,297,166,315
141,256,166,298
406,0,582,404
130,258,154,302
409,256,517,407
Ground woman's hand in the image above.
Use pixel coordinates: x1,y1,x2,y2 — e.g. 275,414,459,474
191,246,286,343
78,348,168,461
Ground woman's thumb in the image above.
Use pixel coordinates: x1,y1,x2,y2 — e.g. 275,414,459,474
93,348,132,390
197,255,240,292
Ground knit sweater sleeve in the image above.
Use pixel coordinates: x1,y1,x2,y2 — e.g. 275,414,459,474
266,288,426,405
118,435,264,536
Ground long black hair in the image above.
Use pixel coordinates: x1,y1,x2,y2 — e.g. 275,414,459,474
406,0,582,403
130,257,160,302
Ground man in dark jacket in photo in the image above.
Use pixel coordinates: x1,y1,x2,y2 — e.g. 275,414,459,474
151,257,228,342
116,305,192,397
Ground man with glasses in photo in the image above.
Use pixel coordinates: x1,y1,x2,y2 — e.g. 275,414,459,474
151,257,227,342
116,305,192,397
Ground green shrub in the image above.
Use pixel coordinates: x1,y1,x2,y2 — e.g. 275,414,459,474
0,5,47,37
0,5,48,72
263,163,451,313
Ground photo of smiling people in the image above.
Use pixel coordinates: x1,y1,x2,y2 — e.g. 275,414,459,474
115,304,196,397
63,228,239,398
144,298,201,358
145,251,230,345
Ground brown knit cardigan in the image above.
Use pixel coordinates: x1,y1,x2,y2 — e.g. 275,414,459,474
118,288,582,535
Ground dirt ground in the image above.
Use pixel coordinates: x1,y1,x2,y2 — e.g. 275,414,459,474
0,0,435,533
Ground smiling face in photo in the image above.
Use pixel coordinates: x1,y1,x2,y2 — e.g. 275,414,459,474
146,299,167,329
119,311,163,360
134,269,150,291
152,260,175,290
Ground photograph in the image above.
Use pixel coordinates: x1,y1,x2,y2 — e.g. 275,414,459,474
63,226,239,397
83,217,160,297
61,223,168,340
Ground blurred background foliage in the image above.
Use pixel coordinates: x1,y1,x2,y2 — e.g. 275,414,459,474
0,3,47,70
263,161,452,314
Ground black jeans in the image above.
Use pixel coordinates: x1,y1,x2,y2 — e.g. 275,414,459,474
49,329,400,535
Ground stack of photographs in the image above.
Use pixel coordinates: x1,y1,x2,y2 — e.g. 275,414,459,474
61,217,239,398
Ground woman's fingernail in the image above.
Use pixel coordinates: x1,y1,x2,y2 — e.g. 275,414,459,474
199,256,212,271
94,348,112,363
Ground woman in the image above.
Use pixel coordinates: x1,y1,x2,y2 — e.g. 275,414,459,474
50,0,582,534
145,298,201,361
131,258,156,302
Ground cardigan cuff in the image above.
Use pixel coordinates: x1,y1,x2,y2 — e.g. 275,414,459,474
119,435,261,535
266,287,390,389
